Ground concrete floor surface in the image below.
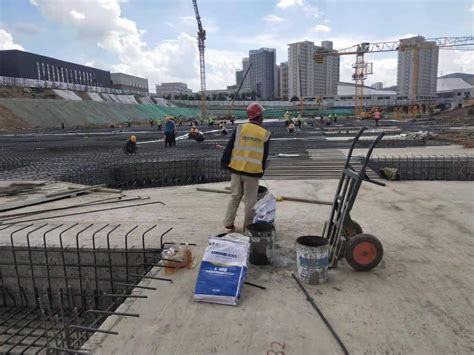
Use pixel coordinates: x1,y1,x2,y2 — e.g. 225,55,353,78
67,179,474,354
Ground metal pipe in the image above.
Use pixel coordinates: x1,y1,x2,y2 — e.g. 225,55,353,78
3,200,165,225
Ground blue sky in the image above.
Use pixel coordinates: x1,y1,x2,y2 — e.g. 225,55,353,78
1,0,473,92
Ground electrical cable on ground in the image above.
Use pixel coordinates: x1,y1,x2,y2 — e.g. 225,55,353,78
291,273,349,355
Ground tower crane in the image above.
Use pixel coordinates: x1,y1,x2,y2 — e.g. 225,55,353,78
192,0,207,120
314,36,474,118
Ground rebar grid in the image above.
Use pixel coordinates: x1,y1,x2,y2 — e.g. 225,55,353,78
0,223,179,354
367,154,473,180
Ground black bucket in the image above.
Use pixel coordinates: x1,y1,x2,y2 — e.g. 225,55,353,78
246,222,275,265
257,185,268,201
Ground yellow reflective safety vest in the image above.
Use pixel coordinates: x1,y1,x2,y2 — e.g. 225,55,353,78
228,123,270,175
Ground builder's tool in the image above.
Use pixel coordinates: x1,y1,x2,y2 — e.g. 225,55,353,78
322,127,385,271
198,187,331,205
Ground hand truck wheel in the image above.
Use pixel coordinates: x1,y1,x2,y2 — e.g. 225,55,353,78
344,233,383,271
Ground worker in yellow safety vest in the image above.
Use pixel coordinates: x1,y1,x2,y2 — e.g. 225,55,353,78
221,102,271,231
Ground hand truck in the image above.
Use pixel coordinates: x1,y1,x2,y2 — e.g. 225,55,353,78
323,127,386,271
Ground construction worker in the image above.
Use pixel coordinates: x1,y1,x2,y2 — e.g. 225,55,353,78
374,110,381,126
157,117,163,131
334,113,338,123
288,121,295,134
188,125,205,142
123,135,137,154
164,117,176,147
219,122,228,135
149,119,154,127
221,102,271,231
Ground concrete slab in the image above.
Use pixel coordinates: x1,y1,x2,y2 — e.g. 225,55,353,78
74,179,474,354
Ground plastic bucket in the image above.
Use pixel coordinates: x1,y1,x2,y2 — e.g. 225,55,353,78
257,185,268,201
246,222,275,265
295,236,329,285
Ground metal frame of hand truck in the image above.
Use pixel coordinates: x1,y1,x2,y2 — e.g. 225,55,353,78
322,127,386,271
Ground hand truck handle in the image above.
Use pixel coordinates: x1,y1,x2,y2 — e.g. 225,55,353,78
345,127,366,167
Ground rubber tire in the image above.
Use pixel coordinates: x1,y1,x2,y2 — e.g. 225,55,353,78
344,233,383,271
343,219,363,238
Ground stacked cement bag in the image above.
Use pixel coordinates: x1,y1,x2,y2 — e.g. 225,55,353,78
194,233,250,306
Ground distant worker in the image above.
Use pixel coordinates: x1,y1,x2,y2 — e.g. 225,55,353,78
164,117,176,147
283,111,290,127
297,117,302,131
219,122,228,135
288,121,295,134
208,117,214,127
230,116,236,125
123,135,137,154
149,119,154,127
373,110,381,127
188,126,205,142
221,102,271,231
178,117,183,126
127,120,132,128
334,113,338,123
157,118,163,131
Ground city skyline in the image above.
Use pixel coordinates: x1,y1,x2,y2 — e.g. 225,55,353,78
1,0,473,92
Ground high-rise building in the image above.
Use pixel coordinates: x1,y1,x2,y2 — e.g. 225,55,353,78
319,41,339,97
397,36,439,100
242,57,251,91
276,65,281,99
236,70,243,87
248,48,276,100
288,40,339,99
280,62,289,100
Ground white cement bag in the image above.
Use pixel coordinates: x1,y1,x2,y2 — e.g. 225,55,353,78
253,193,276,224
194,233,250,306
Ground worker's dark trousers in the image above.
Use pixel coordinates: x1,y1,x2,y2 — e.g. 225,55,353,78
165,133,175,147
375,119,379,127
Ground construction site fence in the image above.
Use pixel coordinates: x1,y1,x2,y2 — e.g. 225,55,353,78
368,154,474,181
60,156,231,189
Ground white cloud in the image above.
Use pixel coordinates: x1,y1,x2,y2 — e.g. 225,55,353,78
313,24,331,33
438,49,474,76
13,22,43,34
0,29,24,50
263,14,286,23
31,0,239,91
69,10,86,20
277,0,303,9
468,4,474,11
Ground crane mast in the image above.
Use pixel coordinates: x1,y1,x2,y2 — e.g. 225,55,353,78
192,0,207,120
